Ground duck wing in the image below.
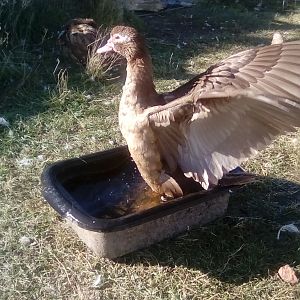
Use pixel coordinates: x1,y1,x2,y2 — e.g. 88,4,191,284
147,41,300,189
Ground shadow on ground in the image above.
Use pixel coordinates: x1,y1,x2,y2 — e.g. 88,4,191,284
141,3,300,80
116,177,300,284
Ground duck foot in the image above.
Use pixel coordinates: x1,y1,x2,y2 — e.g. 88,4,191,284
160,195,174,202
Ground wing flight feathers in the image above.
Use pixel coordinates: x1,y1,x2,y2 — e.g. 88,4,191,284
148,41,300,189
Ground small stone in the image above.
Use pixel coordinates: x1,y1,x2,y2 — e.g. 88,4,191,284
108,140,117,146
0,117,9,127
19,236,32,246
278,265,299,285
64,144,72,150
272,32,283,45
277,224,300,240
92,274,104,288
17,158,33,167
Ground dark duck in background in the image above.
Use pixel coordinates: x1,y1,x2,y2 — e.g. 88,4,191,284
97,26,300,199
58,18,98,65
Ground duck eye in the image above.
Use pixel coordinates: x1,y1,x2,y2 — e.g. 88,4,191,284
115,35,120,40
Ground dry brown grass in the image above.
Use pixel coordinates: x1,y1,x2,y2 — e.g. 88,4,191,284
85,29,123,81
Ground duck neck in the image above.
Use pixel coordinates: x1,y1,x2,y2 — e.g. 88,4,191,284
122,53,159,111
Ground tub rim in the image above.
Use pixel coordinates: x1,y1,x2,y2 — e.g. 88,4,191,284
41,146,230,233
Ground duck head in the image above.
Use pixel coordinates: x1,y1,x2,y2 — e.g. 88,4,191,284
97,26,147,61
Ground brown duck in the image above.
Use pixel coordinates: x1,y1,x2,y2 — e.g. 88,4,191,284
58,18,98,65
97,26,300,199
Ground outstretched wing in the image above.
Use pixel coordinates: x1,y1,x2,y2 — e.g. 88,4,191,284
148,41,300,189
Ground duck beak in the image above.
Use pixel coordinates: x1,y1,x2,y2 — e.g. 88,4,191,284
96,39,114,54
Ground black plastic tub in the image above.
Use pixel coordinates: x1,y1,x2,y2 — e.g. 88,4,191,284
41,146,232,258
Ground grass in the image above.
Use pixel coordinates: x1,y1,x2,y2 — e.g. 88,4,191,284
85,29,123,81
0,1,300,299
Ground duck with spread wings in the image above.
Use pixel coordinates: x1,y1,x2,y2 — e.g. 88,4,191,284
97,26,300,199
